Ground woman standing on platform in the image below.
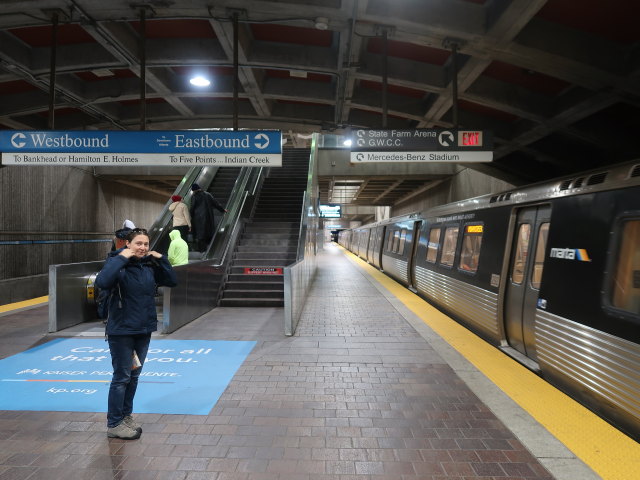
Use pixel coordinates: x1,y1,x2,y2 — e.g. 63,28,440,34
95,228,177,440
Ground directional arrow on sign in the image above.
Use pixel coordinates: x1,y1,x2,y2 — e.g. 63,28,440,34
438,131,454,147
254,133,270,149
11,132,26,148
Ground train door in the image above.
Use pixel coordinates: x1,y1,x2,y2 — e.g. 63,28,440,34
504,205,551,359
369,226,380,265
408,221,423,291
365,229,372,261
373,226,384,268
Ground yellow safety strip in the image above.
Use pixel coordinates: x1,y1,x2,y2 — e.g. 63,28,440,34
343,248,640,480
0,296,48,314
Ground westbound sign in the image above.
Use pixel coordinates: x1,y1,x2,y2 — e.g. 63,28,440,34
350,129,493,163
0,130,282,166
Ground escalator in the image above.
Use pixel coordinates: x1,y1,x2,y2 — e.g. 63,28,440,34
152,167,242,257
52,165,246,333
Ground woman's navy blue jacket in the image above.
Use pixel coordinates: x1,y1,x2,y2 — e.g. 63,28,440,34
95,249,177,335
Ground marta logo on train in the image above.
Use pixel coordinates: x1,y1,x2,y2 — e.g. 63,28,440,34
549,248,591,261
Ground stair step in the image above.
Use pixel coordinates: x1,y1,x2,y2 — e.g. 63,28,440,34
235,252,296,260
239,241,296,249
226,282,284,290
223,289,284,299
228,273,283,282
219,298,284,307
232,259,294,267
242,233,298,239
242,227,299,234
252,214,301,219
237,244,297,251
245,221,299,228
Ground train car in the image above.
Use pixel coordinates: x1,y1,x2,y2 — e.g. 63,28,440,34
339,160,640,440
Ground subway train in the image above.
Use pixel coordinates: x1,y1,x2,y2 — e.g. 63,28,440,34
338,160,640,440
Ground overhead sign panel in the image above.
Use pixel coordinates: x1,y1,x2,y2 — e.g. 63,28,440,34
350,129,493,163
0,130,282,167
319,204,342,218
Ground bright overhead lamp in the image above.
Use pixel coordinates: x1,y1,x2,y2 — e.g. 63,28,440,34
92,68,114,77
190,76,211,87
314,17,329,30
343,139,352,147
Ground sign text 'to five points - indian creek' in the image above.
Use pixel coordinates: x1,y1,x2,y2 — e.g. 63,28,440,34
350,129,493,163
0,130,282,167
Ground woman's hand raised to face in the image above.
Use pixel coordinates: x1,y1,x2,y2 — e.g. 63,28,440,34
119,248,135,258
148,251,163,259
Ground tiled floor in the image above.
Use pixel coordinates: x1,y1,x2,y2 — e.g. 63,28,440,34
0,246,555,479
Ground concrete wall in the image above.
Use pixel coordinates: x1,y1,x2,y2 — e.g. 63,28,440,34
0,165,167,304
393,166,514,216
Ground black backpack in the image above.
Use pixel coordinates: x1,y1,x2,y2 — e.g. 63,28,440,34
96,284,121,320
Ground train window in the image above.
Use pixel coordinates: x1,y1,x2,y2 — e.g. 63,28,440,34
531,223,549,289
611,220,640,314
426,228,441,263
512,224,531,284
459,224,483,273
440,226,459,267
398,229,407,254
387,230,395,252
392,230,401,253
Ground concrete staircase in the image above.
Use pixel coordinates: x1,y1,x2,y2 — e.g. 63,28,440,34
219,149,310,307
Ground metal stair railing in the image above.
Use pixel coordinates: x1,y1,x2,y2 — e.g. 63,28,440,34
284,141,320,335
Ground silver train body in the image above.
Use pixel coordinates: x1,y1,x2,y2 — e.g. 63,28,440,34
339,161,640,440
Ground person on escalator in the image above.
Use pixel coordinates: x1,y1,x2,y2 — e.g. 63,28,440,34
189,183,227,252
168,195,191,243
167,229,189,266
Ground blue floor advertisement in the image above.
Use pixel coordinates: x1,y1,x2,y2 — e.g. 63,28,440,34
0,339,256,414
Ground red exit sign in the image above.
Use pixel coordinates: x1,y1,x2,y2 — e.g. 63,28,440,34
458,131,483,146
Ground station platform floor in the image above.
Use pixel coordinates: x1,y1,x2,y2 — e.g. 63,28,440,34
0,243,638,480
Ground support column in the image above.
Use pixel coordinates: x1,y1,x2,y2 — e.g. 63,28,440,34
139,8,147,131
48,13,59,129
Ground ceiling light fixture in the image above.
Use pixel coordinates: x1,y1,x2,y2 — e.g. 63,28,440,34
314,17,329,30
190,76,211,87
92,68,114,77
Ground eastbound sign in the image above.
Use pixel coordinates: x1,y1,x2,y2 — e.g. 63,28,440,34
350,129,492,163
0,130,282,166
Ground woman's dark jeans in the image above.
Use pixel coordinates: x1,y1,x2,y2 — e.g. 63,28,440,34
107,333,151,428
